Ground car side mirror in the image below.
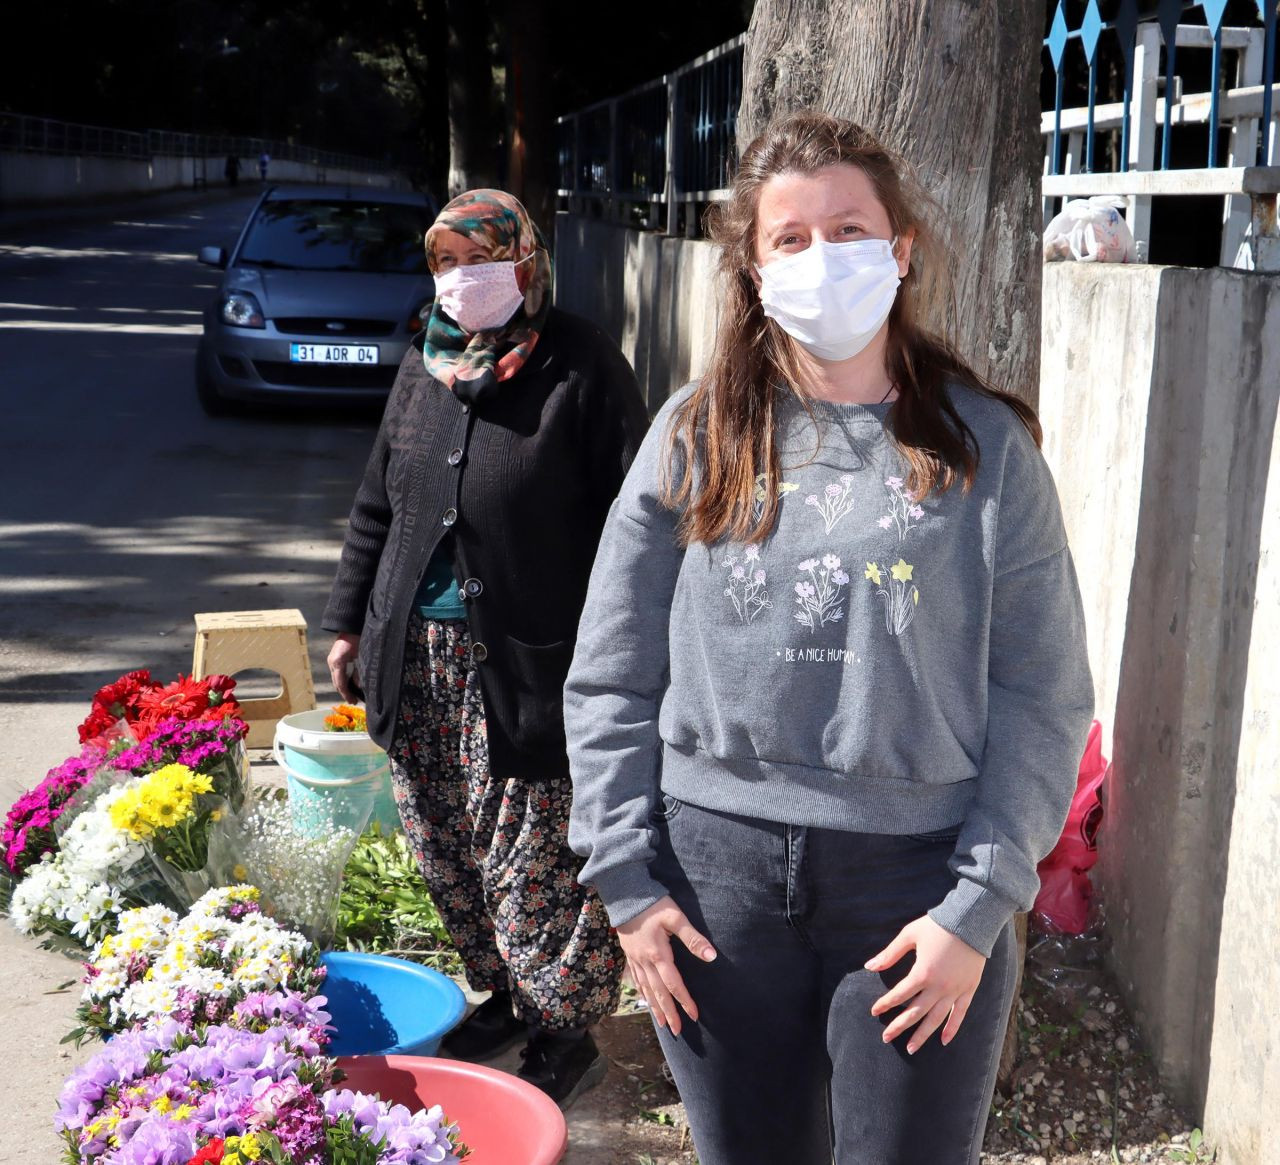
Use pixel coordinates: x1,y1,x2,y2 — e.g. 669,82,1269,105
198,246,228,269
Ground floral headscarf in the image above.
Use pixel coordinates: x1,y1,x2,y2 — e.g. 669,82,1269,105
422,188,552,404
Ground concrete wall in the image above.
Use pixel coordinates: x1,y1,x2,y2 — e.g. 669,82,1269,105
1041,263,1280,1161
0,152,405,208
553,213,719,412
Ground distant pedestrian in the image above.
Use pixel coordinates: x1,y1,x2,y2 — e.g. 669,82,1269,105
324,189,648,1106
223,155,240,187
257,152,270,182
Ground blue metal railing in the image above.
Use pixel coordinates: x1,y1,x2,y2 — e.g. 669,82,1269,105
556,36,744,228
1044,0,1278,174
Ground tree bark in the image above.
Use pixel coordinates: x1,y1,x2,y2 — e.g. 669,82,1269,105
503,0,556,235
446,0,501,197
740,0,1041,1089
739,0,1043,405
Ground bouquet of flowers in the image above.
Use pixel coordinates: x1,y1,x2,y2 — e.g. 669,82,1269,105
207,796,361,947
112,717,249,813
57,1012,465,1165
74,886,326,1042
9,782,158,947
323,704,367,733
108,763,234,907
2,738,113,878
79,669,243,745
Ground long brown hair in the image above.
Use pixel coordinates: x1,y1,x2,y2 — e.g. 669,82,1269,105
662,110,1041,546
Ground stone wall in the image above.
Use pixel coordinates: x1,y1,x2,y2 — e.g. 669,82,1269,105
0,152,406,209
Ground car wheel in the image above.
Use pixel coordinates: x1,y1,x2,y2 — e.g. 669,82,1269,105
196,365,233,417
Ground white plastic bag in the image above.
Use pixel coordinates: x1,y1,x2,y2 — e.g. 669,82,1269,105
1043,196,1137,263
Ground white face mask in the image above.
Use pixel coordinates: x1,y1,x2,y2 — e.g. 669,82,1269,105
756,237,902,361
433,254,533,333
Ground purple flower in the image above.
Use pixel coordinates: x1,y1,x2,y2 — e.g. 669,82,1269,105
910,505,925,519
824,483,842,497
886,476,904,490
795,582,816,599
754,570,766,584
731,564,745,580
804,495,818,506
832,569,850,586
878,516,894,529
743,545,760,562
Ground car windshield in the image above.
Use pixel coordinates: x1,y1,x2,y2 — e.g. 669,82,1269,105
237,199,430,274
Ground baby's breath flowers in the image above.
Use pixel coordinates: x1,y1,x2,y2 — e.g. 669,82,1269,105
209,795,360,946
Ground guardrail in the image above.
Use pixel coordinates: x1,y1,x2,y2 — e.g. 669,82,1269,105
0,112,388,175
1042,0,1279,267
556,36,743,236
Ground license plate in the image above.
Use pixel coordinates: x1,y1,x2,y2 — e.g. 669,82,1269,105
289,343,379,364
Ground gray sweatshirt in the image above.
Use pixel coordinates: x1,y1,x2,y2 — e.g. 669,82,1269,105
564,383,1093,957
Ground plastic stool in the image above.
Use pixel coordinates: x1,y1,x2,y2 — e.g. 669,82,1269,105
192,609,316,748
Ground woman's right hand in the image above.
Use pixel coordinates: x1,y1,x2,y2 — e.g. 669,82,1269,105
327,633,362,702
617,895,717,1036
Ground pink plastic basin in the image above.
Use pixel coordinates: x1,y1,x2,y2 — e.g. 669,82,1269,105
335,1054,568,1165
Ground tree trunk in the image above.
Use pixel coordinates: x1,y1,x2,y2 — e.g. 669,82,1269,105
739,0,1043,406
446,0,500,197
503,0,556,236
740,0,1041,1090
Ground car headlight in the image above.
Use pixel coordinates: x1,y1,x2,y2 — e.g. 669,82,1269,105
219,290,266,329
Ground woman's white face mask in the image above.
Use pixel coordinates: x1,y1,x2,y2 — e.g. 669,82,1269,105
756,237,902,362
433,253,534,333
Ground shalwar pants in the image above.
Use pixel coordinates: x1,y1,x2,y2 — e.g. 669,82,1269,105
651,794,1018,1165
388,614,623,1031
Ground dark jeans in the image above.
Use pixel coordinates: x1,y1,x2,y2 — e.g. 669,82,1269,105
651,796,1017,1165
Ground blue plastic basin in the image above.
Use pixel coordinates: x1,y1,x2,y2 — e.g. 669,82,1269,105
320,951,467,1057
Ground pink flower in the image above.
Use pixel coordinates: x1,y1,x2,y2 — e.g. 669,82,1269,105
878,516,893,529
886,476,904,490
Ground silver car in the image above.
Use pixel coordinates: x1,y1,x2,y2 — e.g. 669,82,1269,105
195,185,436,413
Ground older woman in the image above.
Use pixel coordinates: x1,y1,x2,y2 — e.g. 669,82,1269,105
323,189,646,1105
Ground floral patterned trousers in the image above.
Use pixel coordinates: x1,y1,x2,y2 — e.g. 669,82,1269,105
387,613,623,1031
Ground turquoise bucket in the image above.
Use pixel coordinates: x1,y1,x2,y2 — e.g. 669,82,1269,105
274,709,400,838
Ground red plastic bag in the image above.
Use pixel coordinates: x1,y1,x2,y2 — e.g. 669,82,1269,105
1032,721,1108,935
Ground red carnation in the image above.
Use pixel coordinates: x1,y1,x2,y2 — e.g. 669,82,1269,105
77,669,157,743
187,1139,225,1165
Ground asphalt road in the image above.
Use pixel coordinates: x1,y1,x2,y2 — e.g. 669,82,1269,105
0,192,382,796
0,192,381,1165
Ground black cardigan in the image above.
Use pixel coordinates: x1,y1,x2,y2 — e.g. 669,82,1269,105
322,307,650,779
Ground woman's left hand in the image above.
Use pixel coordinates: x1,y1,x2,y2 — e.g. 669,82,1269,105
865,915,986,1053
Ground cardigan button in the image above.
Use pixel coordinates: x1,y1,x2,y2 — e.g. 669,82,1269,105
442,507,458,527
470,642,488,664
447,448,464,467
463,577,483,598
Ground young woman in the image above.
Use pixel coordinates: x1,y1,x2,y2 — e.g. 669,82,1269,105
564,113,1093,1162
324,189,648,1105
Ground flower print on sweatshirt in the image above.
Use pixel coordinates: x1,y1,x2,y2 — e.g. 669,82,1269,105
803,474,858,534
794,554,851,633
723,544,772,624
753,473,800,522
876,475,927,542
865,558,919,636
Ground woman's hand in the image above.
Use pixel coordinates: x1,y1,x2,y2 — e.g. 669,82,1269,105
327,634,362,702
866,915,986,1053
617,896,717,1037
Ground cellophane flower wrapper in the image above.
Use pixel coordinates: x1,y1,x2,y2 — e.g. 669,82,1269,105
111,717,250,814
9,782,164,948
207,794,360,948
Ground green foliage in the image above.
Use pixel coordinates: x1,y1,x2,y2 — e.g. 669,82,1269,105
336,825,461,975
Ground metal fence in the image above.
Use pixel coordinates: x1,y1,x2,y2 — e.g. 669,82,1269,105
556,35,743,235
0,112,388,175
1041,0,1280,268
